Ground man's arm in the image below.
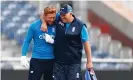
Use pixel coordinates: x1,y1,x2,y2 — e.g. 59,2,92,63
22,24,34,56
40,11,48,32
81,25,93,68
21,24,34,68
40,12,60,32
83,41,93,68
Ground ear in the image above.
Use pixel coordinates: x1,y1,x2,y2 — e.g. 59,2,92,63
70,12,73,15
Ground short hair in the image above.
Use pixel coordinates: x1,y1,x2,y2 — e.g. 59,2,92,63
44,6,56,15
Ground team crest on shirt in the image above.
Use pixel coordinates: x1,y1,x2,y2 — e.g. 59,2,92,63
72,27,75,32
52,28,55,33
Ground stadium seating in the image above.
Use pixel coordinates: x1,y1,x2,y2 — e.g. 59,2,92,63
108,40,122,58
1,1,38,69
1,1,39,45
115,47,133,70
88,27,101,47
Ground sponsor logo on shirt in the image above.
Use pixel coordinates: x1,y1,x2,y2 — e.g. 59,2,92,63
39,33,45,39
39,33,55,39
59,21,64,26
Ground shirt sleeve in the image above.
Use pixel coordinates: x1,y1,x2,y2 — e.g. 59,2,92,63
81,25,90,43
22,24,34,56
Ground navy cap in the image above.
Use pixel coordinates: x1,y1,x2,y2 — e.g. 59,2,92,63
60,4,72,15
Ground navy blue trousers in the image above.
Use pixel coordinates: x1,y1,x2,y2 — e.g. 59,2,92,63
53,62,82,80
28,58,54,80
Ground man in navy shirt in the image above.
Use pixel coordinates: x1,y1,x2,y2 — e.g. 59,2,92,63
41,4,93,80
21,6,56,80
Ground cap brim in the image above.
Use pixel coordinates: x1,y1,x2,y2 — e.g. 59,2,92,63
60,11,68,15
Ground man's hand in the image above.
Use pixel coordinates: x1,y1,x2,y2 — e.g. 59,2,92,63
41,22,48,32
20,56,29,68
44,33,54,44
86,62,93,69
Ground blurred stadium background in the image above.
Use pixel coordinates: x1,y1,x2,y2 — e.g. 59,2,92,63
1,0,133,80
